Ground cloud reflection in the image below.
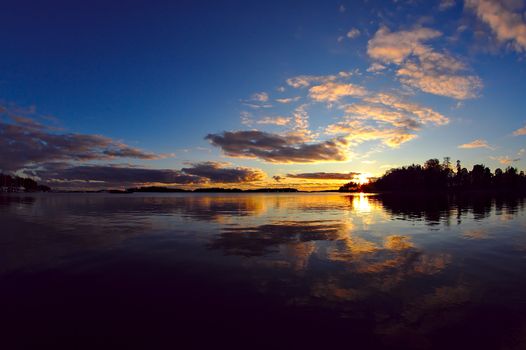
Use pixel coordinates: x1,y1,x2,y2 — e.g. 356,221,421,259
2,192,526,347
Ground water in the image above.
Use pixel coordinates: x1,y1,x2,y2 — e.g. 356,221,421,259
1,192,526,349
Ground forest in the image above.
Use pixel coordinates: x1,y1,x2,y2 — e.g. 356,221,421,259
340,158,526,193
0,174,50,192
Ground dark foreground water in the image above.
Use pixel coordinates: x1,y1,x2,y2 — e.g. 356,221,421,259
1,193,526,349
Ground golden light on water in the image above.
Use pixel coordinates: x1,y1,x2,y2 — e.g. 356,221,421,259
353,193,372,213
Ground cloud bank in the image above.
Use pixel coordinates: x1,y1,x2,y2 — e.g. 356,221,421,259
286,172,360,180
205,131,349,163
33,161,265,188
0,113,163,173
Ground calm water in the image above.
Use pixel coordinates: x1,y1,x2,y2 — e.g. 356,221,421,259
1,193,526,349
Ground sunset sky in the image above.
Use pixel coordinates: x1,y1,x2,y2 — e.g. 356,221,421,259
1,0,525,190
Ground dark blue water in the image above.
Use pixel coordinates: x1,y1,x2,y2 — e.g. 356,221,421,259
1,193,525,349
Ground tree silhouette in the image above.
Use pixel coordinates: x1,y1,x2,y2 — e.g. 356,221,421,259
340,158,526,193
0,174,50,192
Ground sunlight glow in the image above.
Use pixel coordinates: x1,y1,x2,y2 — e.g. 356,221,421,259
357,174,370,185
353,193,372,213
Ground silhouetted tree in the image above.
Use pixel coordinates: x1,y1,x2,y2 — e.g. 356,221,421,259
0,173,50,192
338,181,359,192
343,158,526,193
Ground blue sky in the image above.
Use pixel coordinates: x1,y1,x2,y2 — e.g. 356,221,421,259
1,0,525,189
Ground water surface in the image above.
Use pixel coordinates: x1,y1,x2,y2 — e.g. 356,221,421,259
1,193,525,349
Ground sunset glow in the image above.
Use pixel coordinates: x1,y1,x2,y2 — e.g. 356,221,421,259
2,2,526,348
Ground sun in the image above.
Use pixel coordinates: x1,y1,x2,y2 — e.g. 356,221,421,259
357,173,370,185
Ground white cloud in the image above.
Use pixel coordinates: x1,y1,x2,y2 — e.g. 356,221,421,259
367,62,387,73
325,93,448,148
256,116,291,126
275,96,301,104
240,111,253,126
347,28,361,39
367,26,483,99
251,92,269,102
363,93,449,125
466,0,526,52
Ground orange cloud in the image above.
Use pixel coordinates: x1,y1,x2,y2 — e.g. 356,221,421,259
458,139,493,149
513,124,526,136
309,82,368,102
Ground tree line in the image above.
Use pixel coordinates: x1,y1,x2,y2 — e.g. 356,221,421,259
0,173,51,192
340,158,526,193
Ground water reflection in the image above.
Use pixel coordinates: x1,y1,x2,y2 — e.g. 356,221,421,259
1,192,526,348
379,193,525,224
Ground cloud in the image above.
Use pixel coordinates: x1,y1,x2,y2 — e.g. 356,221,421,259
363,93,449,125
347,28,361,39
275,96,301,104
490,155,520,165
272,175,283,182
309,82,368,102
37,164,204,186
205,130,349,163
367,62,387,73
251,92,269,102
367,26,482,99
181,161,265,183
289,104,314,139
344,104,422,129
325,93,449,148
0,112,163,173
240,111,253,126
513,124,526,136
256,116,291,126
368,26,442,64
243,92,272,108
466,0,526,52
439,0,456,11
286,172,360,180
286,71,354,88
396,60,483,100
326,120,419,148
33,161,265,188
458,139,494,149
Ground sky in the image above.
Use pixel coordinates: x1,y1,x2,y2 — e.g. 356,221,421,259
1,0,525,190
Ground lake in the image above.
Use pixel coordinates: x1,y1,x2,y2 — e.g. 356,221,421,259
1,192,526,349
